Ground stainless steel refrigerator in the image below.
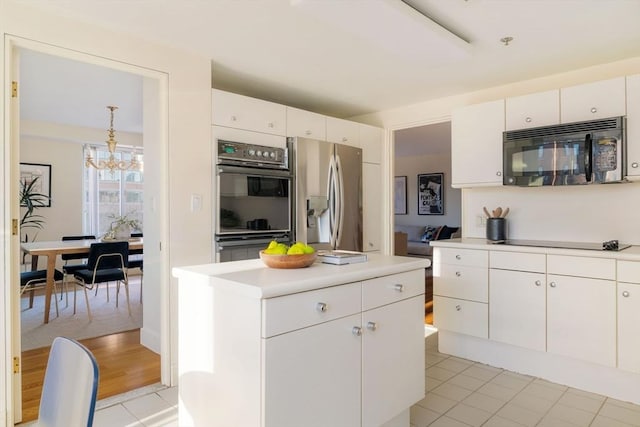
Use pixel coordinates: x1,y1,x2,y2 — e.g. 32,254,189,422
291,137,362,251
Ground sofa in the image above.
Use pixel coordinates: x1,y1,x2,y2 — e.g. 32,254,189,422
394,224,461,258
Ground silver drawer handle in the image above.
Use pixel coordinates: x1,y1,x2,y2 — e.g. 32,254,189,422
455,305,461,311
633,162,639,169
590,107,597,113
268,122,274,128
535,280,541,287
352,326,362,337
623,291,630,298
525,117,532,123
367,321,377,331
305,130,312,135
230,115,237,121
394,284,404,292
455,271,461,277
455,255,461,260
316,302,327,312
549,282,557,288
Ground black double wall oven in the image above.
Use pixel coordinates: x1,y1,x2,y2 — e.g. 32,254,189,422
215,139,293,262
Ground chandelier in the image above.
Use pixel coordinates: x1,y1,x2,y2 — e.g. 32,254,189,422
85,106,141,173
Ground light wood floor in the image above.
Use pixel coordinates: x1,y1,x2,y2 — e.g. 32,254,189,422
19,329,160,424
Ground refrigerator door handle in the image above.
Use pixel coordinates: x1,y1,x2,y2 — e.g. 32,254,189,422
327,155,338,248
335,154,345,247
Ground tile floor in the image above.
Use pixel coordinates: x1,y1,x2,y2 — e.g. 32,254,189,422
86,330,640,427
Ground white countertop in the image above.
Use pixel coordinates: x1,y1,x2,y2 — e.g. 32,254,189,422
430,238,640,261
172,253,430,299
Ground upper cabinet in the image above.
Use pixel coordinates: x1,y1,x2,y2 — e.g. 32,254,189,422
212,89,286,136
286,107,326,140
506,90,560,130
560,77,626,123
359,124,383,164
626,74,640,180
451,100,505,188
326,117,360,147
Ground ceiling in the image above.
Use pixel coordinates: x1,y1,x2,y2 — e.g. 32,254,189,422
16,0,640,135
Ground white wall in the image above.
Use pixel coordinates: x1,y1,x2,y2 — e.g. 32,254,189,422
355,57,640,244
394,153,461,229
1,2,212,423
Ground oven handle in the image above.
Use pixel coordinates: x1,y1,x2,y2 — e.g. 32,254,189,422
217,164,292,178
584,133,593,182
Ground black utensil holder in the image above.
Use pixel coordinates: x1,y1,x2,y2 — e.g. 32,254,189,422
486,218,506,242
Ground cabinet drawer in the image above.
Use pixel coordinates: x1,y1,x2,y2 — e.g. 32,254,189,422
434,264,488,302
547,255,615,280
490,251,545,273
213,89,286,135
434,247,488,268
262,282,361,338
286,107,326,140
618,260,640,284
433,296,488,338
362,270,423,311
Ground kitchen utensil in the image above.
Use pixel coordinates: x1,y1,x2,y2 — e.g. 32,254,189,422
483,207,491,218
501,207,510,218
495,207,503,218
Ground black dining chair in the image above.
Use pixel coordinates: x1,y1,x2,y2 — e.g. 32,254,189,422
61,235,96,305
73,241,130,321
20,269,64,318
128,232,143,303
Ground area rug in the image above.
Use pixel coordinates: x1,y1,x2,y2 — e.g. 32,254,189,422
21,276,143,351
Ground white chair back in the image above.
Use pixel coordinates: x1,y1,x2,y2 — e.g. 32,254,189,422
38,336,99,427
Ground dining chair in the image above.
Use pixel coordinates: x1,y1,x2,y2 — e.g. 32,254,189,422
61,235,96,305
128,232,143,303
73,241,130,321
20,269,64,318
37,336,99,427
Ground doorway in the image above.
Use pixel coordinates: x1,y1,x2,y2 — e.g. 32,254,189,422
392,121,461,326
9,40,168,423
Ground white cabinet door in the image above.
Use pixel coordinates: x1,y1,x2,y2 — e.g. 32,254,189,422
362,296,424,427
489,269,546,351
327,116,360,147
451,100,504,188
363,163,381,252
212,89,286,135
560,77,626,123
506,90,560,130
434,296,488,338
360,123,383,164
286,107,326,140
546,274,616,367
626,74,640,179
618,282,640,374
263,314,361,427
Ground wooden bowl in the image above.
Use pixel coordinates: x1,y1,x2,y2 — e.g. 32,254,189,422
259,251,317,269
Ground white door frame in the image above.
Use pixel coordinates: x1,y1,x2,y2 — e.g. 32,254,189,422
3,35,171,425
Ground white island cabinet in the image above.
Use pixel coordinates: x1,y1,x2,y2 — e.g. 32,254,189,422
173,254,429,427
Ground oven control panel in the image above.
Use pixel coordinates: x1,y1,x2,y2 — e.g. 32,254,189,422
218,140,288,168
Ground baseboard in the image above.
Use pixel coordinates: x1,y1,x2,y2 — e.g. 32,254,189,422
141,325,161,354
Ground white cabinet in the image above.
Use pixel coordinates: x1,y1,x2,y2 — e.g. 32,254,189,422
360,123,383,164
506,90,560,130
363,163,381,252
560,77,626,123
626,74,640,179
212,89,286,135
616,261,640,374
451,100,504,188
286,106,326,140
489,251,546,351
433,247,489,338
327,116,360,147
546,255,616,367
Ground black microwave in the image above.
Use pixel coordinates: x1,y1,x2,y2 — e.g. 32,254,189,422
503,116,626,186
247,176,289,197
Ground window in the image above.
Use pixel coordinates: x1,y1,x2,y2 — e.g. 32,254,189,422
83,146,144,236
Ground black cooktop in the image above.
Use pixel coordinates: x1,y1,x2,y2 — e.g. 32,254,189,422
499,239,631,252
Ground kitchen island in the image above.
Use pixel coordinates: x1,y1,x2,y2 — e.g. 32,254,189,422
172,254,430,427
430,238,640,405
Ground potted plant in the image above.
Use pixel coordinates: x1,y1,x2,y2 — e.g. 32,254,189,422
105,211,142,240
19,176,50,242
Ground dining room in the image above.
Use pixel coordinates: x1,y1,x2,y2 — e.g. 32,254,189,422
15,47,163,423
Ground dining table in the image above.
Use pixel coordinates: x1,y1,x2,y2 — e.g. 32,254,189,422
20,238,143,324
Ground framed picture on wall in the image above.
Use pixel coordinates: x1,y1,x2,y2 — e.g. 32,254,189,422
394,176,407,215
418,172,443,215
20,162,52,207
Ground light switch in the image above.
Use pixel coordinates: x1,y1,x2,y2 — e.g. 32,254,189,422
191,194,202,212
